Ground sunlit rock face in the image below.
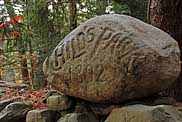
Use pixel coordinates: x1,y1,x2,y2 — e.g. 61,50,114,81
43,14,181,104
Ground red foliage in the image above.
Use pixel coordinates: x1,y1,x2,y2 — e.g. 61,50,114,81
11,31,20,37
13,15,24,22
0,15,24,40
0,21,8,29
8,19,15,25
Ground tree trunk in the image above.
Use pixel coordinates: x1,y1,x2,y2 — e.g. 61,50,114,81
68,0,77,31
18,39,29,82
148,0,182,100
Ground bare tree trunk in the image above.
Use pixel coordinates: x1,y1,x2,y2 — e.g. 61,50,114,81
148,0,182,100
18,39,29,82
68,0,77,31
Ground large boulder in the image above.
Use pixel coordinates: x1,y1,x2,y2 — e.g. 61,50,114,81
43,14,181,103
105,104,182,122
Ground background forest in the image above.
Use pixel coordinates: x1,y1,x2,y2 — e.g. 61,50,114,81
0,0,148,88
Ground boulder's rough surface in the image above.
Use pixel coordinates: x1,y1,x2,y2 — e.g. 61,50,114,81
26,109,56,122
0,102,32,122
105,104,182,122
43,14,181,103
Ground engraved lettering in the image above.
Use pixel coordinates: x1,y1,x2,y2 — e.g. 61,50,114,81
73,32,86,58
103,32,123,50
76,32,86,50
114,33,127,57
101,27,113,40
90,26,109,57
76,65,83,83
86,27,95,42
50,25,133,74
63,66,72,82
51,47,64,70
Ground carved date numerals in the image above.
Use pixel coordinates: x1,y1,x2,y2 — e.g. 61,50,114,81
62,64,104,83
86,64,93,82
95,64,104,82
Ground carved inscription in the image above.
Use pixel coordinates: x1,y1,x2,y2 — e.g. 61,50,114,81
76,64,83,83
85,27,95,42
51,24,134,71
86,64,93,82
60,64,104,83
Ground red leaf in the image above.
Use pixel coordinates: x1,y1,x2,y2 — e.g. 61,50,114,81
11,31,20,37
13,15,24,22
8,18,15,24
0,21,8,29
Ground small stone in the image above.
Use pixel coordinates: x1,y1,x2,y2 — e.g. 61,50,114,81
43,90,64,104
0,102,32,122
57,112,99,122
0,88,5,94
105,104,182,122
0,80,5,83
26,109,56,122
5,82,29,89
0,97,21,112
46,94,73,111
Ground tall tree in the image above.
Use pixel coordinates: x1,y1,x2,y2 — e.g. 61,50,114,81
148,0,182,100
68,0,77,31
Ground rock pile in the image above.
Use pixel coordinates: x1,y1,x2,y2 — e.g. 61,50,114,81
1,91,182,122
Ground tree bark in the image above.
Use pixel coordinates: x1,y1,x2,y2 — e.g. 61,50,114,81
68,0,77,31
148,0,182,100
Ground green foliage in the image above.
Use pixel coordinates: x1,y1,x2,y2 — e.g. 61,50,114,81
0,0,148,87
111,1,130,15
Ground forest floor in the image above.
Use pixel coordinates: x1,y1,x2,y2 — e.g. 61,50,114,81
0,84,48,109
0,82,182,110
